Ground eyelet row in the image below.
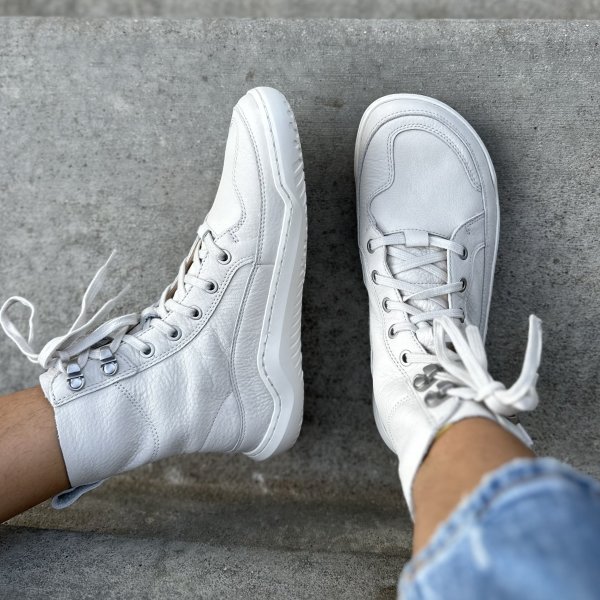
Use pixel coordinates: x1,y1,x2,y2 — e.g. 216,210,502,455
66,247,229,390
67,302,208,391
137,301,208,359
140,326,181,358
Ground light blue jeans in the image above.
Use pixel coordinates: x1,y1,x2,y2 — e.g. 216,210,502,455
399,458,600,600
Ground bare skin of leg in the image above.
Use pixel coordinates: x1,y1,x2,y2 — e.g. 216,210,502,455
0,386,69,522
412,417,535,554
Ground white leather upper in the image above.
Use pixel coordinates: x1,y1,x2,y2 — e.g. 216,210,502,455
357,97,498,338
8,90,297,501
356,95,539,513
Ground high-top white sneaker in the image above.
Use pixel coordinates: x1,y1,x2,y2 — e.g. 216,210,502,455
1,87,307,508
355,94,543,514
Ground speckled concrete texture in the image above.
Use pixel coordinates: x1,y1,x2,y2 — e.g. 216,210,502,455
0,526,401,599
1,0,600,18
7,475,413,553
0,18,600,598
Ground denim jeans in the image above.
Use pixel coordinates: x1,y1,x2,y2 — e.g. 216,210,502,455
399,458,600,600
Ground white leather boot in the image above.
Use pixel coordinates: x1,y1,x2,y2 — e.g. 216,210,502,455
355,94,542,514
1,87,307,507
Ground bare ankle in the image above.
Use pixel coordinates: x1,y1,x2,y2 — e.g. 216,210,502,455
412,418,534,553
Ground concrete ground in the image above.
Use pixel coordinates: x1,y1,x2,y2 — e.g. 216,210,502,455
0,17,599,599
1,526,401,599
1,0,600,18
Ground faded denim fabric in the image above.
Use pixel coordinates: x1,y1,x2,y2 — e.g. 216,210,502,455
399,458,600,600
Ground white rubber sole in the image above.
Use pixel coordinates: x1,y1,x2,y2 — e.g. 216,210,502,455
355,93,500,340
243,87,307,461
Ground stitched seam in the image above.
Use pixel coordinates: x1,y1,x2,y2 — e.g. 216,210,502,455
228,104,269,449
229,116,247,242
467,243,486,327
451,211,485,238
199,316,242,452
448,211,486,327
247,90,296,454
385,397,411,443
200,392,238,453
368,122,480,220
47,370,60,405
229,266,255,450
115,382,160,463
363,107,485,188
116,350,136,372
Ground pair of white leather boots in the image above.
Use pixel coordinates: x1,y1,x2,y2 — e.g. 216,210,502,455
0,87,542,513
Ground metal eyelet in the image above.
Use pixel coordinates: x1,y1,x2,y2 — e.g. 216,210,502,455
424,391,446,407
425,381,454,408
99,346,119,377
459,247,468,260
371,270,378,284
388,325,398,339
101,362,118,376
367,240,375,254
400,350,410,365
413,374,428,391
425,381,454,406
382,298,391,313
140,343,155,358
205,280,218,294
190,306,202,320
218,250,231,265
460,277,467,292
413,364,443,392
168,326,182,341
66,360,85,391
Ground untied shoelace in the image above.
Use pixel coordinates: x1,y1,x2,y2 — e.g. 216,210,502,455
370,230,542,417
0,225,226,375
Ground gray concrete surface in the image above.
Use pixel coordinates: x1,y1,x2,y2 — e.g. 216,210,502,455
0,526,401,599
1,17,600,599
1,0,600,18
8,472,412,555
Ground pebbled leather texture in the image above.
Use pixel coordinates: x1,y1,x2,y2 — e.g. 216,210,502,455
42,89,298,499
356,95,523,514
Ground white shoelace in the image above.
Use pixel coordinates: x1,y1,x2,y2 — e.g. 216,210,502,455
0,225,226,373
370,231,465,336
370,230,542,417
425,316,542,416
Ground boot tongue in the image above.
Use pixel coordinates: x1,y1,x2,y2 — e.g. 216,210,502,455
386,230,448,352
172,239,208,304
132,236,208,335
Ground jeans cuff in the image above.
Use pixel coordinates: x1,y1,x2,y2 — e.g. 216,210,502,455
400,457,600,584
